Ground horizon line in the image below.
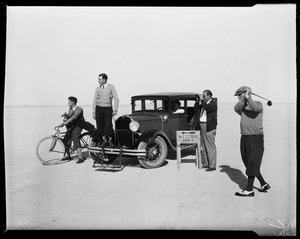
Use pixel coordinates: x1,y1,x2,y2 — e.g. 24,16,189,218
3,102,296,108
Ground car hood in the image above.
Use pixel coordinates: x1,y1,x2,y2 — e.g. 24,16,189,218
117,112,164,132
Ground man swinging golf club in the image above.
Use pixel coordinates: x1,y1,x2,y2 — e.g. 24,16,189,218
234,86,271,197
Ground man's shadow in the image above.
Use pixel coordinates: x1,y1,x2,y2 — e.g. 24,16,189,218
219,165,259,190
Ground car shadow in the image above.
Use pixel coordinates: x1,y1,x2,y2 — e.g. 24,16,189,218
219,165,259,190
93,156,169,172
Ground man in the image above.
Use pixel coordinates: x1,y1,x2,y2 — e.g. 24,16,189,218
234,86,271,197
172,100,184,114
194,90,218,171
59,96,86,164
93,73,119,147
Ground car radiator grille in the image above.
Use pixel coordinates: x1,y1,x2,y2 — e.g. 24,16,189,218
115,116,134,148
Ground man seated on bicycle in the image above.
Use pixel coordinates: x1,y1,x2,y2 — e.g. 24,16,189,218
58,96,87,164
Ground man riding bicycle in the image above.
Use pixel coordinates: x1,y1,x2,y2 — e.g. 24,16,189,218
58,96,88,164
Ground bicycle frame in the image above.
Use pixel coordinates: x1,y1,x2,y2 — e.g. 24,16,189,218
53,126,90,152
49,127,60,151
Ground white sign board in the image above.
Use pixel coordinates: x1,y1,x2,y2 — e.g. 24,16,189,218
176,130,201,169
176,130,200,144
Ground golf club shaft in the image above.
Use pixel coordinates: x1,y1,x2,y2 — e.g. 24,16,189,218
251,92,270,102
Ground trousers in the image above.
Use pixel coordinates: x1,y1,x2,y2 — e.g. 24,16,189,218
63,125,82,150
95,106,114,136
240,134,264,177
199,122,217,168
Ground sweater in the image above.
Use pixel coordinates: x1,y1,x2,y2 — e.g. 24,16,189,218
65,106,85,127
234,98,263,135
93,83,119,114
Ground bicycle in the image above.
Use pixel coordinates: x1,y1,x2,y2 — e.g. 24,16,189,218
36,126,91,165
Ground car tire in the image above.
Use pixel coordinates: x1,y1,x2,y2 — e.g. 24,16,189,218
138,136,168,169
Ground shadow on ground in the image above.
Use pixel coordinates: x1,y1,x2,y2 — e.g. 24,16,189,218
92,155,169,172
219,165,248,190
219,165,260,191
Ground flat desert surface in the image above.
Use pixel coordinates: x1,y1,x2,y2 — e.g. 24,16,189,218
3,103,296,235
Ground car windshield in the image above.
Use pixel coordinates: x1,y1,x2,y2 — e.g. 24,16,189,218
133,99,165,112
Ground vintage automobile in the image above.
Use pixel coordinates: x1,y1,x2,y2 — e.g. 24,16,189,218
88,92,217,169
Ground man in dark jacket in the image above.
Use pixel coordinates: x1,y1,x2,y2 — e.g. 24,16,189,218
194,90,218,171
59,96,87,164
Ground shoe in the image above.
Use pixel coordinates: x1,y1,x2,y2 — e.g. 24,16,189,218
202,165,209,168
235,190,254,197
205,168,216,171
76,157,86,164
62,155,71,161
258,183,271,192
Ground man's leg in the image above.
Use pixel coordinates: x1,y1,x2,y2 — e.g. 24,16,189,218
95,107,109,147
205,129,217,169
199,123,209,168
236,135,264,196
103,107,114,147
251,135,270,191
245,135,264,178
71,127,85,163
62,128,73,158
242,135,257,191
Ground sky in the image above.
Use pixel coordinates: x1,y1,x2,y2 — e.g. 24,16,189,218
4,5,296,106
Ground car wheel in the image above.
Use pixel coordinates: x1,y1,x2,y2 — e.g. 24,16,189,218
137,136,168,169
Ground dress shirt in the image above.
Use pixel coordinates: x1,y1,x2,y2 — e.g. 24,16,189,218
200,99,212,122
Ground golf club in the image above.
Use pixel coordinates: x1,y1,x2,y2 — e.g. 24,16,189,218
251,93,272,106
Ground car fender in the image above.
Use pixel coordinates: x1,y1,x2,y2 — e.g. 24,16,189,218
134,129,175,150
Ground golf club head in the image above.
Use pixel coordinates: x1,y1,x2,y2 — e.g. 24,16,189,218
267,101,272,106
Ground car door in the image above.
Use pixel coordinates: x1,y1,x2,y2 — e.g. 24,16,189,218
162,100,187,145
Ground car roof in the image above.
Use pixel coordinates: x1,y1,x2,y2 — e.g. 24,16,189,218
131,92,199,101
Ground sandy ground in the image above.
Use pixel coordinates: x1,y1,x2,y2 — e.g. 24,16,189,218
3,103,296,235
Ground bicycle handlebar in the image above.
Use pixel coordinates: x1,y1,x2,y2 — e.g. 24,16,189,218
54,126,61,131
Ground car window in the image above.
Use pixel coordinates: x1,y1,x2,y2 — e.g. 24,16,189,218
142,99,164,111
187,100,196,107
133,100,142,111
145,100,155,110
156,100,163,110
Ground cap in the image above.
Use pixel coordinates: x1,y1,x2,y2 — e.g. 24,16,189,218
234,86,251,96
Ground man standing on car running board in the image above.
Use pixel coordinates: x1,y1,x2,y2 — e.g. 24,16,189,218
93,73,119,148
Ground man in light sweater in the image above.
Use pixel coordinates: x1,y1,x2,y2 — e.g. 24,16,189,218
234,86,270,197
93,73,119,147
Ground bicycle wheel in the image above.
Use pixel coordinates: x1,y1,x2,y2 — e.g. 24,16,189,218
36,136,66,165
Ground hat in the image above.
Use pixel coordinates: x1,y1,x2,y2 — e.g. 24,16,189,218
234,86,251,96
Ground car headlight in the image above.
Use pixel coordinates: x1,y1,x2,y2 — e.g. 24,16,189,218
162,115,168,122
129,121,140,132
